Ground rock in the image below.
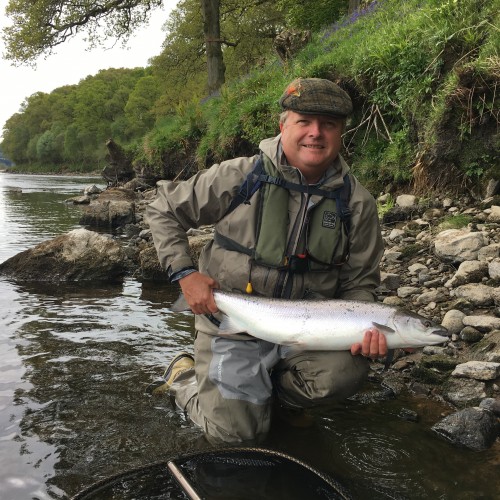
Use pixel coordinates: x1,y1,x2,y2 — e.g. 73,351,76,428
396,194,418,207
79,188,137,229
84,185,102,195
138,243,170,282
485,179,500,198
65,195,91,205
442,378,487,407
431,407,499,450
444,260,488,287
442,309,466,335
0,228,128,282
382,296,404,306
415,289,448,305
397,286,420,298
487,205,500,222
380,272,400,290
434,229,489,263
382,206,419,224
478,243,500,261
383,249,403,262
80,200,135,229
453,283,495,307
479,398,500,416
388,228,405,241
459,327,484,343
451,361,500,381
397,408,419,422
421,355,459,372
463,315,500,333
408,263,428,274
488,258,500,280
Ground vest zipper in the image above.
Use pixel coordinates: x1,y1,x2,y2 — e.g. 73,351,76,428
274,188,310,299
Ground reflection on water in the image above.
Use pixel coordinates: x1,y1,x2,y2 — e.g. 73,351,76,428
0,174,106,263
1,173,499,499
2,278,201,500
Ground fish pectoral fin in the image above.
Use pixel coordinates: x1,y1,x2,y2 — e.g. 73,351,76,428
383,349,395,371
218,314,244,336
372,322,396,335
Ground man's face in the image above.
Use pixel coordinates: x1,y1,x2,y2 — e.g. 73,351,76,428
279,111,344,183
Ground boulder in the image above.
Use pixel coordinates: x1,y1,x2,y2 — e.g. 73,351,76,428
434,229,489,263
0,228,128,283
431,407,499,450
79,188,137,229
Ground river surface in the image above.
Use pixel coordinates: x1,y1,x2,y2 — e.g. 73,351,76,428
0,172,499,500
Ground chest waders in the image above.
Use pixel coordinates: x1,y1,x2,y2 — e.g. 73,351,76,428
215,153,351,290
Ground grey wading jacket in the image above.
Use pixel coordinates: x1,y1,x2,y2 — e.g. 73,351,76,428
146,135,384,337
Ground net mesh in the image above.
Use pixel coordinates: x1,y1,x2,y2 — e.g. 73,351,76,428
71,447,351,500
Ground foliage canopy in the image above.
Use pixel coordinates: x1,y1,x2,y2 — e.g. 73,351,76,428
2,0,498,195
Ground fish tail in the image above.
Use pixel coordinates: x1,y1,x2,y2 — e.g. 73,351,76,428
171,294,190,312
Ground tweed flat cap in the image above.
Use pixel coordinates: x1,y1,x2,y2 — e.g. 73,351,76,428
279,78,353,118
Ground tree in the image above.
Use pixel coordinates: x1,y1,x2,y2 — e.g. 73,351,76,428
3,0,162,64
150,0,284,111
3,0,284,95
125,75,162,135
201,0,225,95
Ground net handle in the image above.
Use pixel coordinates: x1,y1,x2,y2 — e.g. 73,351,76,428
167,461,202,500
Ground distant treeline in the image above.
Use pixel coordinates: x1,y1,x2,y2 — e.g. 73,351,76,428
1,68,158,170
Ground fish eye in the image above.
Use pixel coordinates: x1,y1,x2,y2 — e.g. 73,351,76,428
423,320,432,328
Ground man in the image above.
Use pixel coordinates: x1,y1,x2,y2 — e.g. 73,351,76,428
146,77,386,444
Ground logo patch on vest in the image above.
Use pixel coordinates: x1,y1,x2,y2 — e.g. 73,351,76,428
322,211,337,229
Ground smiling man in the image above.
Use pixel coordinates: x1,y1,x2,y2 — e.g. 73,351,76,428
146,77,386,444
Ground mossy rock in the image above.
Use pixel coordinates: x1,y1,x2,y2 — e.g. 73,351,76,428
410,365,447,385
420,355,460,372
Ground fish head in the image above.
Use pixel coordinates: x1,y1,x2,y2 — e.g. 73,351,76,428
393,310,449,347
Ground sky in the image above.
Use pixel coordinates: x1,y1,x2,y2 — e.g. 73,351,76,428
0,0,179,140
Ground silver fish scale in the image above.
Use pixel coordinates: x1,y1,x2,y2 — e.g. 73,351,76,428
213,290,448,350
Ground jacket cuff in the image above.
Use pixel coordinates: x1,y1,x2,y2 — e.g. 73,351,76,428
169,267,197,283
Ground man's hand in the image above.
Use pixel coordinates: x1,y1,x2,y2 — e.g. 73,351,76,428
350,328,388,359
179,271,219,315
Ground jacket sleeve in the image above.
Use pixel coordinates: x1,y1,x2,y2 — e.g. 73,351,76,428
145,157,255,276
337,177,384,302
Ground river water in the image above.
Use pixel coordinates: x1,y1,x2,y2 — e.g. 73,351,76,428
0,172,498,499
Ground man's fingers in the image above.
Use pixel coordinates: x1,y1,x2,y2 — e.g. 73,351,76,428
360,329,388,358
350,343,362,356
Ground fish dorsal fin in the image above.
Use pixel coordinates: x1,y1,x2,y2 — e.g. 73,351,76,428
372,322,396,335
218,314,245,336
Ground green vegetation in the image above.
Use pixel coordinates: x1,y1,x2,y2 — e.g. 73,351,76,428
437,214,474,231
2,0,498,195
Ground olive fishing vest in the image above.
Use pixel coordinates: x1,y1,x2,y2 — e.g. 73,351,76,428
215,153,351,273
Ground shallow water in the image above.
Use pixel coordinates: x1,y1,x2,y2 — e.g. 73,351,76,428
0,172,499,499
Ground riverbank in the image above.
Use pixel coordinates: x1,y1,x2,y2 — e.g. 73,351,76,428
1,178,499,451
85,181,500,449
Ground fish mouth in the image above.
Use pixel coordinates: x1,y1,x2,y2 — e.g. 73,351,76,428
433,326,449,338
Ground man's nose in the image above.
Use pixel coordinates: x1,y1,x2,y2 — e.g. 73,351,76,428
307,121,322,136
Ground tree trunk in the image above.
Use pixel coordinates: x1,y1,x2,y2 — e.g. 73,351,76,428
201,0,225,95
348,0,361,14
